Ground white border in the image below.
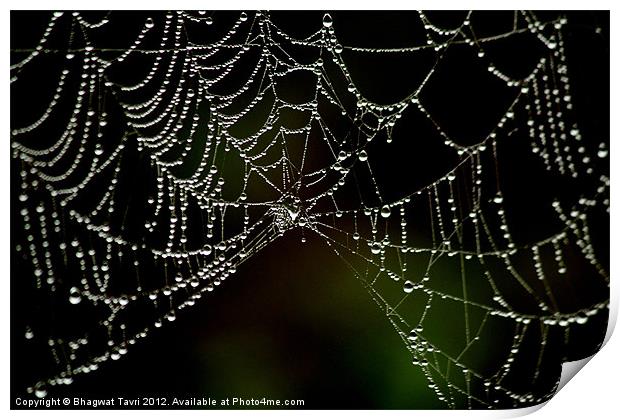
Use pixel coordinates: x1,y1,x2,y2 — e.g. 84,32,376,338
2,2,616,420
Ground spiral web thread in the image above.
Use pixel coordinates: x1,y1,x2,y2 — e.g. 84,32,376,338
10,11,609,408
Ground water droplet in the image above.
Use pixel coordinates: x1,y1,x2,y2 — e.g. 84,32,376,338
322,13,333,28
493,195,503,204
69,287,82,304
240,12,248,21
358,150,368,162
145,17,154,29
370,242,382,255
403,281,414,293
334,44,343,54
598,149,608,158
34,383,47,398
25,326,34,340
380,205,391,218
338,151,347,161
206,17,213,25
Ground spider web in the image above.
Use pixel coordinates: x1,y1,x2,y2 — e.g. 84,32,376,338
10,10,610,408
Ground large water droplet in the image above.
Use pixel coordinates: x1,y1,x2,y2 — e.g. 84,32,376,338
322,13,333,28
69,287,81,304
370,242,382,255
25,326,34,340
358,150,368,162
34,383,47,398
381,205,391,218
403,281,414,293
240,12,248,21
